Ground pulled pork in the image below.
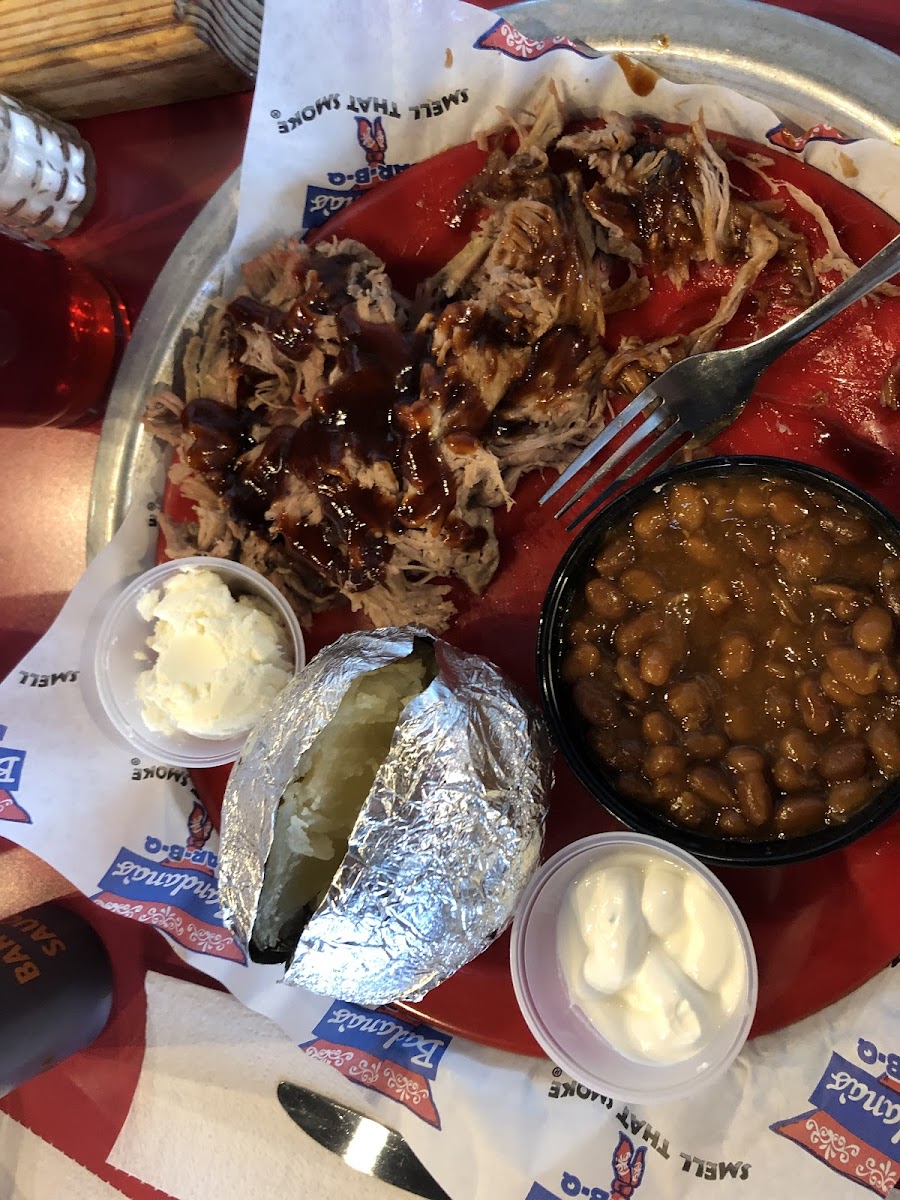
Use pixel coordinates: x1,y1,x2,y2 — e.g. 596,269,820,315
144,90,828,632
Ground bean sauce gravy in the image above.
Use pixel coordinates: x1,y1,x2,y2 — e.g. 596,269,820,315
563,473,900,839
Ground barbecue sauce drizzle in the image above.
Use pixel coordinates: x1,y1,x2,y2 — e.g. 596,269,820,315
183,255,506,590
182,221,599,592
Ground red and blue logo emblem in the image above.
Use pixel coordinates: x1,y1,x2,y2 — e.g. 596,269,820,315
526,1132,647,1200
772,1046,900,1195
303,113,411,228
766,120,857,153
0,725,31,824
474,18,598,61
92,799,246,964
356,116,387,171
299,1000,451,1128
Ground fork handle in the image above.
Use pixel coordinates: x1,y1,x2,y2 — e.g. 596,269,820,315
747,231,900,364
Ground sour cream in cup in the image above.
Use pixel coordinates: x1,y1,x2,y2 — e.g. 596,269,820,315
510,833,757,1103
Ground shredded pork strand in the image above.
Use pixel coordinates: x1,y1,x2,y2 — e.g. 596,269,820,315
778,180,900,299
683,213,781,355
690,117,732,264
142,87,851,633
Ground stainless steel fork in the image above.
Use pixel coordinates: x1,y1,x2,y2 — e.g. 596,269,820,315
541,231,900,530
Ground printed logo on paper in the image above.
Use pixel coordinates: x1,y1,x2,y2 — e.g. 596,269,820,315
474,18,599,61
544,1082,751,1183
771,1044,900,1195
270,86,487,227
299,1000,451,1127
525,1133,647,1200
301,109,412,228
766,119,858,153
0,725,31,824
92,798,246,964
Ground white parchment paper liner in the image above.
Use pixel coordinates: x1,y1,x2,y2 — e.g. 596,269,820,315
4,2,900,1197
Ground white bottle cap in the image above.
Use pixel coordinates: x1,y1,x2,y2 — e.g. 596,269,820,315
0,93,95,241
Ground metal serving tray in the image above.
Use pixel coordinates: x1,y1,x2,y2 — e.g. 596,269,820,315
87,0,900,558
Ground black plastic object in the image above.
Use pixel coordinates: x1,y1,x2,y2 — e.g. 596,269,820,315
537,455,900,867
0,901,114,1097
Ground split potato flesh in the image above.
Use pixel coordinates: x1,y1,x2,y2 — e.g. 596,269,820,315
253,653,430,954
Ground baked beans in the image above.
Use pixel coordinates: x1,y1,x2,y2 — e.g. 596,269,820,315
564,472,900,840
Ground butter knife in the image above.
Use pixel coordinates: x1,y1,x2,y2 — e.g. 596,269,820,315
277,1080,452,1200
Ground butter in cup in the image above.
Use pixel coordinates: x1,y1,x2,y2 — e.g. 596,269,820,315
92,557,305,768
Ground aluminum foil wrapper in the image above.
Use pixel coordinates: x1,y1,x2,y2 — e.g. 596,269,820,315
218,626,552,1006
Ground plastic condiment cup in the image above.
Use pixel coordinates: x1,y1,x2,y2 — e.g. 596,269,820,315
510,832,758,1104
92,557,305,768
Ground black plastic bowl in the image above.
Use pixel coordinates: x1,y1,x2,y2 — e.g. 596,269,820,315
537,455,900,867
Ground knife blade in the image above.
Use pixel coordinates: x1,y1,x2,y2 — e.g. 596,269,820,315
277,1080,452,1200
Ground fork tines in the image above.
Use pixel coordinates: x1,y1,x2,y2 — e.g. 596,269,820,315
540,392,684,531
563,421,685,531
